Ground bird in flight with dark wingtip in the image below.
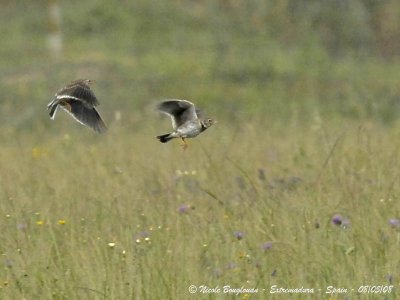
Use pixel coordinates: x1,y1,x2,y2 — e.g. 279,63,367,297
156,99,216,149
47,79,107,133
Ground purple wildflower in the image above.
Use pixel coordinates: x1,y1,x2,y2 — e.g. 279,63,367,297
261,242,273,251
233,231,245,240
178,204,191,214
332,214,343,226
332,214,350,228
135,231,149,240
389,218,400,229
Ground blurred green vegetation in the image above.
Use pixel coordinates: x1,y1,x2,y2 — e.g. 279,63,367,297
1,1,400,299
1,0,400,131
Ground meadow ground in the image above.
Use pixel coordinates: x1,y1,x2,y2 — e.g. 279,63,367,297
1,1,400,299
1,118,399,299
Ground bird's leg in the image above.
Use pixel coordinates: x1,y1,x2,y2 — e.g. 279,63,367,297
181,138,188,150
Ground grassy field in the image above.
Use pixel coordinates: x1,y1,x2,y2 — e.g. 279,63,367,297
1,1,400,299
1,118,400,299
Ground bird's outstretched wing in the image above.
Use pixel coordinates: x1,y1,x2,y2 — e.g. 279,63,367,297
60,99,107,133
157,99,198,129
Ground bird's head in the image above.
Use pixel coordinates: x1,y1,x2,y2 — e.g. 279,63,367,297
201,118,217,130
84,79,95,85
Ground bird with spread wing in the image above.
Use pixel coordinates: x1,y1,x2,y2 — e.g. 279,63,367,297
47,79,107,133
156,99,216,149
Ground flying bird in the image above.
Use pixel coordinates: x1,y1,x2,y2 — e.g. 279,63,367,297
47,79,107,133
156,99,216,149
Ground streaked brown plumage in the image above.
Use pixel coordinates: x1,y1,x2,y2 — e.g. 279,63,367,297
47,79,107,133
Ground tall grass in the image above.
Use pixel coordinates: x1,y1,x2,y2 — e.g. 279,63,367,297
0,119,399,299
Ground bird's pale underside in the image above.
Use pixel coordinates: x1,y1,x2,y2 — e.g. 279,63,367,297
156,99,215,149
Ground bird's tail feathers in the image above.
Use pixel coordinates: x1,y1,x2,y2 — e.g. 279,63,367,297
157,133,174,143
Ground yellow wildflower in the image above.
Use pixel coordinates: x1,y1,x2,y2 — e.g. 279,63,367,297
31,147,48,159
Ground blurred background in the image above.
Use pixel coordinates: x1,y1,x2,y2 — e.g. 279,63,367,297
2,0,400,135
